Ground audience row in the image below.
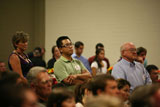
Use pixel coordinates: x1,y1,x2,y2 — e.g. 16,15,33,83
0,31,160,107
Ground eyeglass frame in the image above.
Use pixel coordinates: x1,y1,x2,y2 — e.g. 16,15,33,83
124,48,137,53
39,78,53,84
61,43,74,48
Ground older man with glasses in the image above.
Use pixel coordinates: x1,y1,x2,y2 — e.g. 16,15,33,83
54,36,91,91
27,66,52,107
111,42,152,92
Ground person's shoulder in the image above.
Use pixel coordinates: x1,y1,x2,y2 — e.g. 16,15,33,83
73,58,85,66
76,102,84,107
81,55,88,60
73,58,81,62
47,58,52,63
9,52,19,59
135,61,145,67
30,57,40,61
54,57,63,65
135,61,142,65
115,59,122,64
88,55,95,59
55,57,61,62
104,57,109,61
113,60,122,68
91,61,97,65
102,60,107,64
72,53,76,58
91,61,98,68
48,58,53,61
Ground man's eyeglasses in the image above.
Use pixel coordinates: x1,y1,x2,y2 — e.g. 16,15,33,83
125,48,137,52
40,79,53,84
61,43,74,48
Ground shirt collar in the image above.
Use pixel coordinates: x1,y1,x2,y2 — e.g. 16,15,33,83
73,53,81,58
60,56,75,62
121,58,135,67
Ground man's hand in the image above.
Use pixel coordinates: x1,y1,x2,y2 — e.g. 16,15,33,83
63,72,91,85
66,75,77,84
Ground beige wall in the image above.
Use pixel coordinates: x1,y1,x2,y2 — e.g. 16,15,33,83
45,0,160,67
0,0,45,68
1,0,159,68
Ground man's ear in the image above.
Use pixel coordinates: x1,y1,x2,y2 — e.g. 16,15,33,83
97,89,103,95
30,82,36,91
59,48,63,53
84,89,92,96
121,50,125,57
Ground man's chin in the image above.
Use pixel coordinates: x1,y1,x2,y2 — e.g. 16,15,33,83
133,57,137,60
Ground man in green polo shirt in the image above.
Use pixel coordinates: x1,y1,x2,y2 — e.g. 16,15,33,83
54,36,91,86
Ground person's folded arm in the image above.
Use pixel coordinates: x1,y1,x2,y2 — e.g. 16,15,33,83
76,70,92,80
62,75,84,85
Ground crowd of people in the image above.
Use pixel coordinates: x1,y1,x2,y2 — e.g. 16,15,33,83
0,31,160,107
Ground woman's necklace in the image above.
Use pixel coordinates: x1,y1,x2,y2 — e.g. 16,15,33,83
14,50,30,63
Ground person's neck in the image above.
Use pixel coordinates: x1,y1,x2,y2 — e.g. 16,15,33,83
62,54,72,61
54,55,60,60
38,95,48,102
76,53,81,57
15,48,23,55
122,57,134,63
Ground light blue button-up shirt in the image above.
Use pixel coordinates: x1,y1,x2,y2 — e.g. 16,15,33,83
72,53,92,73
111,58,152,92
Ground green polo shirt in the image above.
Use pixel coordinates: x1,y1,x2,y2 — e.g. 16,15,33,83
54,56,87,83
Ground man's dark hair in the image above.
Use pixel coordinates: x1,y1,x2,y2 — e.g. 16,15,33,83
75,41,84,48
96,43,104,50
34,47,42,53
33,47,42,57
116,78,131,90
90,74,115,96
146,64,159,74
47,88,74,107
56,36,71,48
137,47,147,55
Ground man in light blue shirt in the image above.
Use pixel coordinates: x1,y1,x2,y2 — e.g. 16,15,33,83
111,42,152,92
72,41,92,73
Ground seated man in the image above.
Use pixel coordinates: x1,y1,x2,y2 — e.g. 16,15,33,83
90,74,119,97
88,43,110,69
27,66,52,107
54,36,91,89
72,41,92,73
146,64,159,83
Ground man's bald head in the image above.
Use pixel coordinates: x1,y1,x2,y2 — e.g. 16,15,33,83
120,42,137,62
